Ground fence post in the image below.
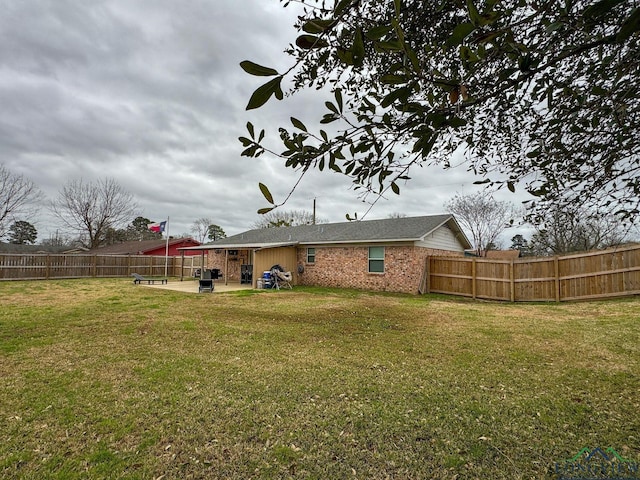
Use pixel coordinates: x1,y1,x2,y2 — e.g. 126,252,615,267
425,257,430,294
472,258,477,300
92,255,97,277
554,256,560,302
509,260,515,302
46,254,51,280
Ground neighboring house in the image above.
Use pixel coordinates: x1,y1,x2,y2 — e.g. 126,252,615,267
90,238,202,256
0,242,70,254
180,215,471,294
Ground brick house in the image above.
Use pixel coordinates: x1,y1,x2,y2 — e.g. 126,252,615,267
180,215,471,294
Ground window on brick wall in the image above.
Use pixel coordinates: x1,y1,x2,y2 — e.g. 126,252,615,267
306,247,316,263
368,246,384,273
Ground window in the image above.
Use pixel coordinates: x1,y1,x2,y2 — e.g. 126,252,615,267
368,246,384,273
306,247,316,263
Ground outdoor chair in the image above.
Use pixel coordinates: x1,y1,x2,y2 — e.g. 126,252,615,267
132,273,167,285
198,279,214,293
270,265,293,290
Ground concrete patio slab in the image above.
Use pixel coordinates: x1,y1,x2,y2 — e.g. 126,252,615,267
140,280,253,294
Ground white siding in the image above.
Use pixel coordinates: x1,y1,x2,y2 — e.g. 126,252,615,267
415,225,465,252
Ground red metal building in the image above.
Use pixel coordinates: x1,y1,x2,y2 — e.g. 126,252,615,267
91,238,202,256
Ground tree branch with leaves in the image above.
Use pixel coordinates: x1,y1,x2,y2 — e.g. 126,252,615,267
239,0,639,222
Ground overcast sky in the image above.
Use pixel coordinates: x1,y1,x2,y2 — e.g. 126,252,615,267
0,0,532,244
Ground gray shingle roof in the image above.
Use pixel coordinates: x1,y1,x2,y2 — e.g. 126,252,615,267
191,214,470,249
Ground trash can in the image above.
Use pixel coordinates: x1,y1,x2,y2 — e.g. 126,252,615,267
262,271,272,289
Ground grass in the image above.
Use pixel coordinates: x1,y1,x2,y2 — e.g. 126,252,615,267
1,279,639,479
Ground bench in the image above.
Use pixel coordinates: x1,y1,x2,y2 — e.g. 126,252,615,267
132,273,167,285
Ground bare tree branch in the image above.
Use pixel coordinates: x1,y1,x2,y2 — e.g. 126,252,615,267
50,178,138,249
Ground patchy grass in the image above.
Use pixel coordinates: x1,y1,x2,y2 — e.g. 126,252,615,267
1,279,639,479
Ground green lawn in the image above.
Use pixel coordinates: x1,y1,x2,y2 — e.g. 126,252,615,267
1,279,639,479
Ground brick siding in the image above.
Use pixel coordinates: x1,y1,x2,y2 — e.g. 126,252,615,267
297,245,462,294
207,250,250,282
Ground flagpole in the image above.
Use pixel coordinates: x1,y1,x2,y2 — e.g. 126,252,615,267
164,217,170,278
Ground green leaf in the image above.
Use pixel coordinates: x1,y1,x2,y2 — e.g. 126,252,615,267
296,35,329,49
290,117,307,132
334,0,351,15
381,86,411,108
257,207,275,215
258,183,274,204
391,182,400,195
325,101,339,114
446,117,467,128
374,40,404,52
381,74,408,85
320,114,339,124
302,18,335,34
352,27,365,66
507,181,515,193
246,77,282,110
365,25,392,40
583,0,625,21
335,89,343,113
336,48,354,65
447,22,475,47
466,0,482,26
616,7,640,42
240,60,279,77
543,22,564,35
247,121,255,139
275,82,284,100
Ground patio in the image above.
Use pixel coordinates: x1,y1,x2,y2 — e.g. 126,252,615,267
140,279,253,294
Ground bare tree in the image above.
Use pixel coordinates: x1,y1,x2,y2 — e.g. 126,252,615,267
191,217,212,243
0,164,41,238
51,178,138,249
446,192,519,256
529,205,630,256
253,209,324,229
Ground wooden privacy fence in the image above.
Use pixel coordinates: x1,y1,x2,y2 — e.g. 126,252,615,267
425,244,640,302
0,254,199,281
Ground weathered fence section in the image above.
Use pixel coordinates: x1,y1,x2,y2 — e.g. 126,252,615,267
175,255,205,279
426,244,640,302
0,254,180,280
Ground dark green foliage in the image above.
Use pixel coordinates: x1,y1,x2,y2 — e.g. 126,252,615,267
7,220,37,245
240,0,639,220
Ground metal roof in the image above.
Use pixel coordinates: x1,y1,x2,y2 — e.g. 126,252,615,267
179,215,472,251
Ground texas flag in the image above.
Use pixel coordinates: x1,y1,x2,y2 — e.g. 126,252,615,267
148,221,167,233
